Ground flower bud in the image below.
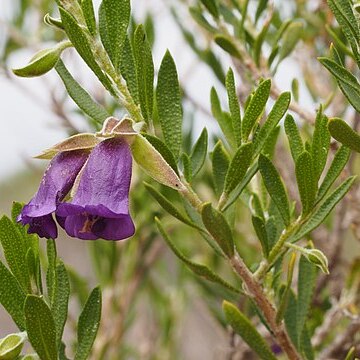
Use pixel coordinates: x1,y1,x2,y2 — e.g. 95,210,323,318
0,332,27,360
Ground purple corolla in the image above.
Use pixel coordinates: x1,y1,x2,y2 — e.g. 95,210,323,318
56,137,135,240
18,150,89,239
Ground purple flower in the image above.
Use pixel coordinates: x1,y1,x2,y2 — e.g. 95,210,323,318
56,137,135,240
19,150,89,239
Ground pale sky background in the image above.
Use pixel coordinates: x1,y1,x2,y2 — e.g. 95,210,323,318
0,0,311,183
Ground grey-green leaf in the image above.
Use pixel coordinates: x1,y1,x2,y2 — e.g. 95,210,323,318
284,114,304,162
259,155,290,226
55,60,109,124
328,117,360,152
81,0,96,36
292,176,355,242
99,0,130,69
190,128,208,178
201,203,234,257
134,25,154,123
25,296,57,360
278,21,303,62
200,0,219,18
0,261,26,330
252,216,269,257
156,219,239,293
242,80,271,142
223,142,254,195
156,50,182,158
212,140,230,196
74,287,102,360
223,301,277,360
295,151,317,215
226,68,241,146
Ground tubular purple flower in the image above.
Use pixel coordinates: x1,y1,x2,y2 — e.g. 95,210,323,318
18,150,89,239
56,137,135,240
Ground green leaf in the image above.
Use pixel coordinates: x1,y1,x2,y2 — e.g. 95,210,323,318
278,21,303,62
120,36,139,104
12,42,69,78
156,219,239,293
328,117,360,152
81,0,96,36
59,8,114,95
242,80,271,142
52,261,70,348
201,203,234,257
25,296,57,360
189,6,217,33
210,87,235,147
300,325,314,360
212,140,230,196
311,110,330,183
292,176,355,242
223,143,254,195
214,35,241,58
181,153,192,182
254,18,271,66
222,301,277,360
297,255,317,343
144,183,203,231
295,151,317,215
134,25,154,123
156,50,182,158
74,287,102,360
319,57,360,113
0,261,26,330
0,216,30,292
284,114,304,162
190,128,208,178
317,145,350,201
252,216,269,257
55,60,109,124
226,68,241,146
254,92,290,155
259,155,291,226
99,0,130,69
141,133,178,175
0,332,26,360
284,290,298,348
200,0,219,18
46,240,57,305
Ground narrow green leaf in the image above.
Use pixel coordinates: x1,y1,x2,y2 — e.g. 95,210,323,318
0,261,26,330
81,0,96,36
254,92,290,155
46,240,57,305
200,0,219,18
226,68,241,146
0,216,30,292
99,0,130,69
291,78,299,101
55,60,109,124
214,35,241,58
252,216,269,257
254,17,271,66
212,140,230,196
181,153,192,182
242,80,271,141
156,50,182,158
328,117,360,152
317,145,350,201
52,261,70,348
134,25,154,123
301,325,314,360
210,87,235,147
201,203,234,257
74,287,102,360
284,114,304,162
278,21,303,62
59,8,114,95
189,6,217,33
292,176,355,242
25,296,57,360
142,133,179,175
223,301,277,360
144,183,203,231
284,290,298,348
312,110,330,183
223,143,254,195
190,128,208,178
156,219,239,293
259,155,291,226
295,151,317,215
319,57,360,113
120,36,139,104
297,255,317,342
